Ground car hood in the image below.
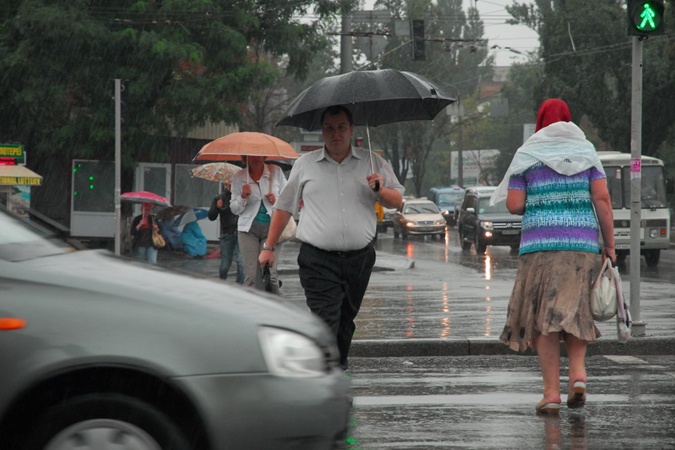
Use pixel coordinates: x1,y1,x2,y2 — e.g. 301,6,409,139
406,213,444,222
1,250,334,376
478,212,522,222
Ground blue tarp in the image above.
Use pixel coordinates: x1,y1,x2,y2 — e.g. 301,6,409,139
158,218,183,251
181,221,207,257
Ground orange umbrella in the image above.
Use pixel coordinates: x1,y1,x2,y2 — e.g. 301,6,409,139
193,132,300,162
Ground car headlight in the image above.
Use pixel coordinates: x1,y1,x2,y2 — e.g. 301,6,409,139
435,219,446,225
258,327,327,377
649,228,658,238
405,220,416,227
480,221,493,230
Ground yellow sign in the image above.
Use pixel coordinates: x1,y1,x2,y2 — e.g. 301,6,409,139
0,176,41,186
0,165,42,186
0,144,25,162
0,145,23,156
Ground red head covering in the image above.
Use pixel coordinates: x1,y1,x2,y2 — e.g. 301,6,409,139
535,99,572,132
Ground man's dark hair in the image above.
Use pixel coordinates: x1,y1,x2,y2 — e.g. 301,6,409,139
320,105,353,126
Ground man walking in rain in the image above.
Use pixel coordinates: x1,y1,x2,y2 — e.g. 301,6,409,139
208,178,244,283
259,105,404,370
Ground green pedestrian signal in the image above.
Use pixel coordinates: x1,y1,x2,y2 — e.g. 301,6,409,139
627,0,665,36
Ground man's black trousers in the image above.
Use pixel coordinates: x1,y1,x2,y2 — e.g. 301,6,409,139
298,242,376,369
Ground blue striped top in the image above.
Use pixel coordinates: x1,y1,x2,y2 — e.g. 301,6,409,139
508,162,605,255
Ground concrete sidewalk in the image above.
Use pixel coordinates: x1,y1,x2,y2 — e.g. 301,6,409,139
157,240,675,358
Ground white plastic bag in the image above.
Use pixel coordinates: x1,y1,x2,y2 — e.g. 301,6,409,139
615,270,632,342
590,258,618,322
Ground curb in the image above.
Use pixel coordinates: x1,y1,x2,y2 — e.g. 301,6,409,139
349,336,675,357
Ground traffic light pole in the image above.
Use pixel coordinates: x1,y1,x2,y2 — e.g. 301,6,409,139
630,37,646,336
114,79,122,256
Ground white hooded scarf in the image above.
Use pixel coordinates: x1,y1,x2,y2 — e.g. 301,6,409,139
490,121,605,205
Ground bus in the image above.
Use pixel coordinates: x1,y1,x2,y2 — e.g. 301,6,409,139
598,151,671,267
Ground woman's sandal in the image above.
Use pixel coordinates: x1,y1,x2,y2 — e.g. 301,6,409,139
535,399,561,415
567,381,587,409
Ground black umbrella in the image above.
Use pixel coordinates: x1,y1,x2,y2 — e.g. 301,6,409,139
276,69,456,131
276,69,455,190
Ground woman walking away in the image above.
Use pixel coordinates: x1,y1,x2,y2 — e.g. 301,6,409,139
490,98,616,415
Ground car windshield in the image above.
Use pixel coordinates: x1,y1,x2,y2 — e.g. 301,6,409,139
0,210,71,262
437,192,464,206
404,203,440,214
477,198,510,214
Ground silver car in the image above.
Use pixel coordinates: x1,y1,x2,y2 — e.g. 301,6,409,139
392,199,447,239
0,210,350,450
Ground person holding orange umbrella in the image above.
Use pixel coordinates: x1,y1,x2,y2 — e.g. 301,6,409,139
230,155,287,293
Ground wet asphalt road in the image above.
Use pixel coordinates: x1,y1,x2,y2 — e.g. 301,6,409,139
158,228,675,449
347,354,675,449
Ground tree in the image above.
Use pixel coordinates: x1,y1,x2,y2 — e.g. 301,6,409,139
0,0,344,219
364,0,491,196
506,0,675,156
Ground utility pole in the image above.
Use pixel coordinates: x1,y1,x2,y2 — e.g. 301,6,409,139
629,36,645,336
447,94,463,186
340,13,353,73
114,79,122,256
457,96,463,187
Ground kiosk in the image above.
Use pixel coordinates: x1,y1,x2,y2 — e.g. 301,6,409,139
0,144,42,218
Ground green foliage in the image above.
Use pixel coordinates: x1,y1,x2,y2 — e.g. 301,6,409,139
0,0,342,167
506,0,675,157
362,0,491,196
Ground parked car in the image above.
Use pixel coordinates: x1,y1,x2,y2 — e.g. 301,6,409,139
393,199,447,239
0,209,350,450
382,206,396,231
458,187,522,253
428,186,465,226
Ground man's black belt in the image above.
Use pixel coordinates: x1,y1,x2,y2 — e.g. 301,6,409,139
302,242,372,258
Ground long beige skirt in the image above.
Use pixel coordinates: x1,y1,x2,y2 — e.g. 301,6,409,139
500,251,601,352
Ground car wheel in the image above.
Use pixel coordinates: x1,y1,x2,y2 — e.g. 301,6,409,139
616,251,627,264
20,394,190,450
459,228,472,251
644,249,660,267
474,234,487,254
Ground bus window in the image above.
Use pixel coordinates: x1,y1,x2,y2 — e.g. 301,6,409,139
619,166,668,209
605,166,623,209
641,166,667,208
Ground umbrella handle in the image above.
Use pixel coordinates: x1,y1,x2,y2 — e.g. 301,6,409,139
366,126,380,192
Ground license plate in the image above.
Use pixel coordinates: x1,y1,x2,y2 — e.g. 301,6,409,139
615,244,630,250
501,230,520,235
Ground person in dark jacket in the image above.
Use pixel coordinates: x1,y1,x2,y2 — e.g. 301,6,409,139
130,202,160,264
208,180,244,282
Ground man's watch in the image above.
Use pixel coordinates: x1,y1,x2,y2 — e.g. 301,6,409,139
262,243,275,251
